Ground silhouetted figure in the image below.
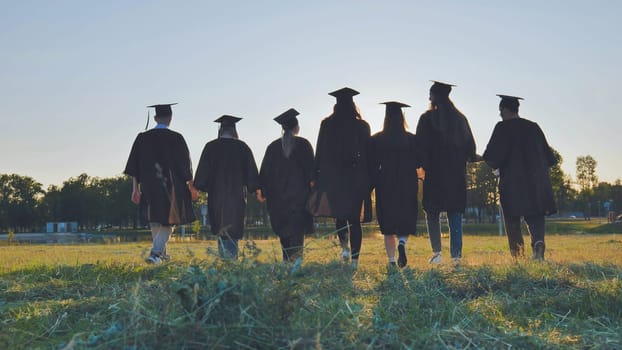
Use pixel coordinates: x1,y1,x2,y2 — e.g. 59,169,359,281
483,95,557,260
369,101,421,268
194,115,259,259
416,81,477,264
124,103,197,264
310,87,372,269
258,108,315,262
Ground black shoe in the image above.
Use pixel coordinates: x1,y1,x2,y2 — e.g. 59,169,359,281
397,243,407,268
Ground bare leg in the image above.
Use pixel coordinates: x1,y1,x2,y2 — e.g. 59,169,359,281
384,235,396,264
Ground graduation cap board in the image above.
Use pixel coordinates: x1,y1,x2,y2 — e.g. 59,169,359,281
380,101,411,109
429,80,455,97
274,108,300,129
496,94,524,101
148,103,177,118
329,87,359,102
497,94,523,111
214,115,242,126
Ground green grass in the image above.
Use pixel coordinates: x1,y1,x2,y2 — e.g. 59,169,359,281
1,233,621,349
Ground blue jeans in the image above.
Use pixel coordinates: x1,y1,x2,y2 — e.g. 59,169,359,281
425,210,463,258
218,237,239,259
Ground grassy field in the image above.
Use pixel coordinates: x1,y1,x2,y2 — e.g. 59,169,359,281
1,231,621,349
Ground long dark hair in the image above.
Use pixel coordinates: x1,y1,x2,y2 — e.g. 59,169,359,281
383,109,408,135
218,125,238,139
330,100,363,120
381,108,409,147
281,124,296,158
428,96,470,149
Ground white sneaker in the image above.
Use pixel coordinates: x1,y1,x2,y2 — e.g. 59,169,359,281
341,248,350,262
351,259,359,269
429,252,442,264
146,254,162,264
451,257,462,264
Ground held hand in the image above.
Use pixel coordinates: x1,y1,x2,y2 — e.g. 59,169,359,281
190,187,199,202
256,189,266,203
188,182,199,201
416,168,425,181
131,188,141,205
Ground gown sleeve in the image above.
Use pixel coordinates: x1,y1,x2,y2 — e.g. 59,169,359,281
245,144,260,193
124,133,142,180
194,144,210,192
259,144,273,198
483,122,509,170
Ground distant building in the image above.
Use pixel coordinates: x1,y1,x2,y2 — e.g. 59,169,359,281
46,222,78,233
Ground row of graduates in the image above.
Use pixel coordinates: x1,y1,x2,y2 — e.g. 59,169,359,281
124,81,557,266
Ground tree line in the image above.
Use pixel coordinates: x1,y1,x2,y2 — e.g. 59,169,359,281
1,152,620,232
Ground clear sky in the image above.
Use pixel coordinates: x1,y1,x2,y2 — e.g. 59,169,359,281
2,0,621,188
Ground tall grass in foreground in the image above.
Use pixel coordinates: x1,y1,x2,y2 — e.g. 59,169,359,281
1,234,621,349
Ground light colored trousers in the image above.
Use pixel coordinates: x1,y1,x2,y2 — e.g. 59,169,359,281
149,223,173,257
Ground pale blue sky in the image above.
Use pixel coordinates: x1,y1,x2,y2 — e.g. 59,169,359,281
1,0,621,188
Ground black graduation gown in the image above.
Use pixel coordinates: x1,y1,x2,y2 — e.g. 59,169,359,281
194,138,259,239
124,128,196,225
369,131,420,235
312,116,371,220
415,110,477,213
483,118,557,217
259,137,315,238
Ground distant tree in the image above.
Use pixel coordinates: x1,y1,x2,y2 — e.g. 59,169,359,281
96,176,135,227
57,174,103,229
576,155,598,219
466,162,498,223
39,184,62,222
576,155,598,193
0,174,45,232
549,149,576,214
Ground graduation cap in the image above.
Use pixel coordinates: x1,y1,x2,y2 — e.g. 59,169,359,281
329,87,359,103
214,115,242,126
429,80,456,97
274,108,300,129
147,103,177,118
496,94,524,101
381,101,410,117
497,94,523,112
380,101,411,109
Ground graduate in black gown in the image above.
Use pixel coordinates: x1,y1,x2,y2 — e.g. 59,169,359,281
194,115,259,259
310,87,371,269
124,103,197,264
483,95,557,260
369,101,420,268
258,108,315,262
416,81,478,264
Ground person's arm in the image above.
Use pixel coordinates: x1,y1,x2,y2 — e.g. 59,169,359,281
187,180,198,201
257,144,272,202
194,145,210,192
131,177,141,204
482,123,508,170
313,120,327,181
245,144,260,194
537,123,557,167
464,117,478,163
415,113,429,171
179,135,198,201
301,139,316,188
